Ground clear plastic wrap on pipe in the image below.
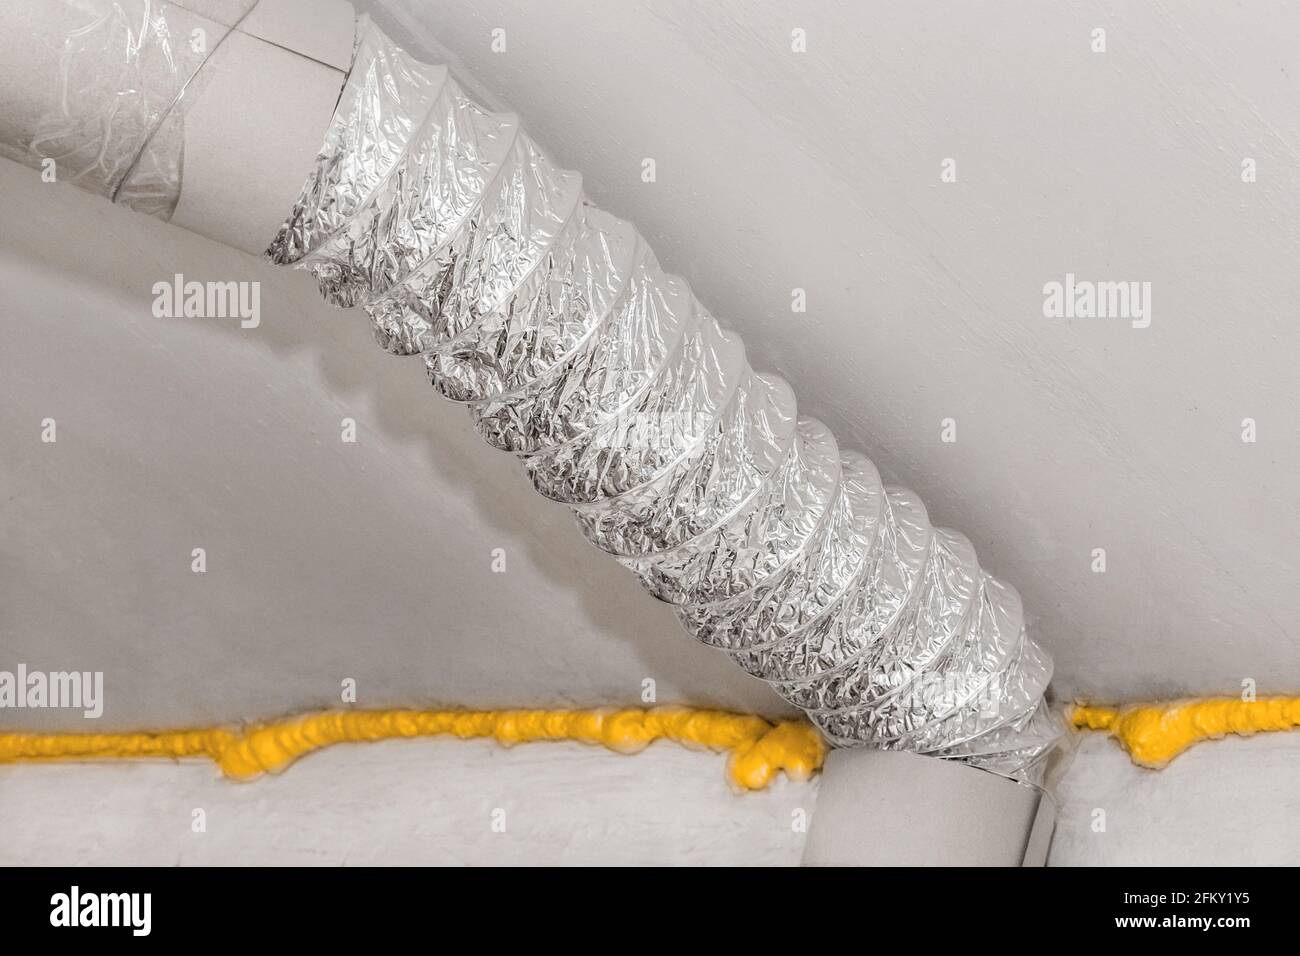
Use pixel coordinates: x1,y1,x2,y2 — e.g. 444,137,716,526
5,0,260,220
268,15,1062,784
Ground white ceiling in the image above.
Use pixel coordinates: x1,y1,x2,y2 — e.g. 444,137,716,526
0,157,789,730
359,0,1300,700
3,2,1297,724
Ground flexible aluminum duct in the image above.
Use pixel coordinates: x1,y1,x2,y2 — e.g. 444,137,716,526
266,16,1061,783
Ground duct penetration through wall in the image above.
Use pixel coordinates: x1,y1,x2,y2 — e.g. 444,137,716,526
267,15,1063,784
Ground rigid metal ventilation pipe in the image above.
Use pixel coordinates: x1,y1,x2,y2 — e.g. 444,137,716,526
267,15,1062,785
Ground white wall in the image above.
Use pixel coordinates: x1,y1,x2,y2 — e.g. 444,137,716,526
363,0,1300,701
1048,732,1300,866
0,742,811,866
4,731,1297,865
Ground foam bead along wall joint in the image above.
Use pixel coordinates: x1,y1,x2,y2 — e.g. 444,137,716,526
0,707,826,791
266,16,1061,783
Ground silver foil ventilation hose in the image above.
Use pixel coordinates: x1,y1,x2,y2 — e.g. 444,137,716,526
268,16,1062,783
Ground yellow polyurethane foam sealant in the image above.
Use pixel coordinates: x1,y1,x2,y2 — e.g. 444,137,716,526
0,707,826,791
4,699,1299,784
1069,697,1300,768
